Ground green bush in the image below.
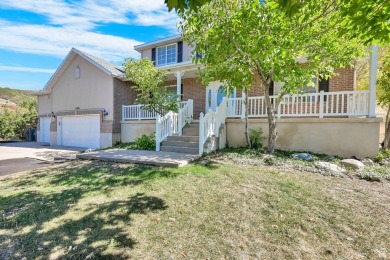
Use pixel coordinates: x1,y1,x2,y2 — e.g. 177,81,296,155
135,133,156,150
249,128,263,149
374,148,390,163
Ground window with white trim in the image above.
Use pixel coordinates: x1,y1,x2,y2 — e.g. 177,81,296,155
157,44,177,67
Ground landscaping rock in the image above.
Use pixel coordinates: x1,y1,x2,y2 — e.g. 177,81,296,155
315,162,346,173
361,158,374,166
340,159,365,170
292,153,313,161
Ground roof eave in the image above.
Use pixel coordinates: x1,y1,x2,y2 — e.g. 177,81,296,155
134,35,182,52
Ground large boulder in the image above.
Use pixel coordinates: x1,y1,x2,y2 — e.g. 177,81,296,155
340,159,365,170
292,153,313,161
315,162,346,173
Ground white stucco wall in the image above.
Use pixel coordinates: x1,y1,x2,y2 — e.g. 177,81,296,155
38,94,52,116
51,55,114,120
121,120,156,142
226,118,381,158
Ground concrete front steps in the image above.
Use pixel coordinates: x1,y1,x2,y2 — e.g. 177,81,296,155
160,121,218,155
160,121,199,154
160,121,203,155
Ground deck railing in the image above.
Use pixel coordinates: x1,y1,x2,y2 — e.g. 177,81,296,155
199,98,227,155
155,111,178,151
226,90,370,118
122,100,192,121
155,100,193,151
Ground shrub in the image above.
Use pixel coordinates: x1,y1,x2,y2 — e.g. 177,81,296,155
135,133,156,150
374,148,390,163
249,128,263,150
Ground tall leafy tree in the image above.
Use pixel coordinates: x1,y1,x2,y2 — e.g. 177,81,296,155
377,52,390,148
166,0,389,44
179,0,364,153
123,58,179,114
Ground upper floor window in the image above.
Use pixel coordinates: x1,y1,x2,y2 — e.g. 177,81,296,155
157,44,176,67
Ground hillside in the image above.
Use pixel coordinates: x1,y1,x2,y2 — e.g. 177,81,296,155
0,87,37,109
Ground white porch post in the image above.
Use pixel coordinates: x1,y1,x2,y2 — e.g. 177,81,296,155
368,45,379,118
174,71,184,101
241,91,246,119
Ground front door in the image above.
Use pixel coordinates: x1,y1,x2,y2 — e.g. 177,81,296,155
206,81,236,112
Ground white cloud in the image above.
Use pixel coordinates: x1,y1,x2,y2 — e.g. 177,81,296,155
0,0,178,30
0,20,143,63
0,0,179,63
0,66,55,73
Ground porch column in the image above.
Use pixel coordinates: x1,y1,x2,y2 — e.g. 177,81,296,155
368,45,379,118
174,71,184,101
241,91,246,119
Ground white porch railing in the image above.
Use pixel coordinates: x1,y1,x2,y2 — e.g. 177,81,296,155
155,100,193,151
226,90,370,118
178,99,194,135
122,104,157,120
122,100,192,121
199,98,227,155
155,111,178,151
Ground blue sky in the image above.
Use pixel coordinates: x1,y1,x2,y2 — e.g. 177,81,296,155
0,0,178,90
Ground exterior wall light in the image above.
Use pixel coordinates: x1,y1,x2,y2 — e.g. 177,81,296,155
102,108,108,116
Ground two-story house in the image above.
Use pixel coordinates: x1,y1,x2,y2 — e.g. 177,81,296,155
35,35,381,158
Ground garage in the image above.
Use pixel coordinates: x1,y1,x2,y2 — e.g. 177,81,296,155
57,115,100,148
39,117,51,143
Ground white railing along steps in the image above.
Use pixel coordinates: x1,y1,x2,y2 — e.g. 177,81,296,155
155,100,193,151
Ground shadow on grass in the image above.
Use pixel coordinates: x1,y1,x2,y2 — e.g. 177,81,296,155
0,190,167,259
0,160,174,259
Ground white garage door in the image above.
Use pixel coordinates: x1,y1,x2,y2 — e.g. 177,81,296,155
39,117,51,143
58,115,100,148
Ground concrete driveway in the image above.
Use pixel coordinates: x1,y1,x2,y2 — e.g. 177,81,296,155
0,142,84,178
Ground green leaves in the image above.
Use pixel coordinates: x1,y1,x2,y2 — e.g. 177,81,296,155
180,0,364,94
378,50,390,107
164,0,211,12
123,58,179,114
275,0,390,44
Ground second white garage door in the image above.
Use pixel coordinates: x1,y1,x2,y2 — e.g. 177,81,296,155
58,115,100,148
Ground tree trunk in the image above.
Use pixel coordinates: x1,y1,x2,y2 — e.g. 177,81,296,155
244,88,251,148
384,106,390,148
264,83,278,153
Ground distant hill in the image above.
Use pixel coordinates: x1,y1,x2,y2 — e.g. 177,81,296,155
0,87,37,109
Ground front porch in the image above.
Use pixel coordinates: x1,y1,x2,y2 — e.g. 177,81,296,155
120,89,380,158
122,90,371,121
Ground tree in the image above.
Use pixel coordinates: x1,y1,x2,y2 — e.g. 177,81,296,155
166,0,390,44
0,98,37,141
378,52,390,148
275,0,390,44
179,0,364,153
123,58,179,114
165,0,210,11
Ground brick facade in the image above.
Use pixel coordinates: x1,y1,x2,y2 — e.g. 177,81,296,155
113,79,138,133
124,66,355,120
329,67,355,92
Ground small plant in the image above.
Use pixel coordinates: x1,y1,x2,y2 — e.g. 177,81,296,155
135,132,156,150
374,148,390,163
249,128,263,150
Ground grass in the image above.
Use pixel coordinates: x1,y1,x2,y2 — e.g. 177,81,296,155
1,159,390,259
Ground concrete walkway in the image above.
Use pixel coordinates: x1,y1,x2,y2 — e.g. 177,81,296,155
77,149,200,167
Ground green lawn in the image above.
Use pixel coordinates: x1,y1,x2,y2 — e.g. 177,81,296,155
0,158,389,259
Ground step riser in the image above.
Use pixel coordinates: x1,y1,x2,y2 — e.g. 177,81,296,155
167,136,199,142
161,141,198,148
182,129,199,136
